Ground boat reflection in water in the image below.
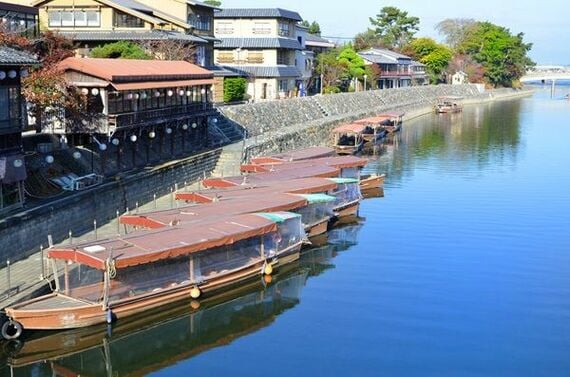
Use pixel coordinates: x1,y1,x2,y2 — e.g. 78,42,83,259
1,221,364,377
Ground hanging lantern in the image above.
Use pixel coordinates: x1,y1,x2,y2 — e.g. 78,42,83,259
91,88,99,96
81,88,89,95
167,90,173,96
7,70,17,79
165,127,173,134
72,151,82,159
45,155,54,164
182,124,188,130
149,131,156,139
179,89,185,96
191,122,198,129
111,138,120,146
130,135,138,142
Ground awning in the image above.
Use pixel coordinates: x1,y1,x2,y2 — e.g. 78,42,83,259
294,193,336,204
256,212,301,223
0,154,26,184
112,79,215,91
328,177,359,184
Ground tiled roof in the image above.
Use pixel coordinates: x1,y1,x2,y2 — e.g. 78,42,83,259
216,8,302,22
186,0,221,10
217,37,302,50
359,48,412,61
58,30,208,44
305,34,335,48
221,65,301,78
205,65,242,77
58,57,213,82
0,46,38,66
359,53,395,65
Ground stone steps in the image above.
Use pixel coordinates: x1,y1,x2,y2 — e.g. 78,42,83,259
210,144,244,178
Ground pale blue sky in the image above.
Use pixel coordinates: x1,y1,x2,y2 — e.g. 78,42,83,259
221,0,569,64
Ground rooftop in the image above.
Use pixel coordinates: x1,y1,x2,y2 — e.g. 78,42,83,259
58,57,213,84
217,37,302,50
359,48,412,64
0,46,38,66
221,65,301,78
58,30,207,44
216,8,302,22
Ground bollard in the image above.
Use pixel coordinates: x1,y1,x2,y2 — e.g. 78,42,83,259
69,230,73,245
170,187,174,208
40,245,45,279
6,259,11,297
153,193,157,209
116,210,120,235
135,202,139,213
94,219,98,240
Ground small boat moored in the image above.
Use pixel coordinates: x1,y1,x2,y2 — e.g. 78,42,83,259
434,96,463,113
331,124,366,155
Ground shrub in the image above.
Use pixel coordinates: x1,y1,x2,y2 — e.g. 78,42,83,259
223,77,247,102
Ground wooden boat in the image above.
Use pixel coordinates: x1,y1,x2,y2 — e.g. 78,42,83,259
331,124,366,155
1,212,306,340
354,117,388,142
359,173,386,191
434,96,463,113
377,112,404,133
251,146,336,164
123,192,336,239
327,177,362,218
4,266,308,372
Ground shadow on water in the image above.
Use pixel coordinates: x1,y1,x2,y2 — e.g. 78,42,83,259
0,221,364,377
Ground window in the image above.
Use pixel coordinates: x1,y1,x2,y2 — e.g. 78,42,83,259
217,52,234,64
113,10,145,28
252,22,271,34
277,50,289,65
278,80,288,92
0,88,8,122
278,22,290,37
47,9,100,27
188,13,211,31
247,52,264,64
215,21,233,34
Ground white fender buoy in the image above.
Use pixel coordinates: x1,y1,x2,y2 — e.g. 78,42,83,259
190,286,201,299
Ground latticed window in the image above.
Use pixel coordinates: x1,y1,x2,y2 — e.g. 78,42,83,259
278,22,290,37
252,22,271,34
247,52,264,64
113,10,144,28
217,52,234,63
47,9,100,27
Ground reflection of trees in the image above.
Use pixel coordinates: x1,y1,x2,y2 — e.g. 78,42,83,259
367,100,523,182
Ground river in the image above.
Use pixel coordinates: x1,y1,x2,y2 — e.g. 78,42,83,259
2,88,570,376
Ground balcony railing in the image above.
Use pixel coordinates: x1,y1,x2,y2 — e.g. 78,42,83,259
108,103,213,129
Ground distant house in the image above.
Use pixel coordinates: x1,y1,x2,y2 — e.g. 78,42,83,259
213,8,303,101
359,48,427,89
304,33,335,55
32,0,216,65
0,1,39,37
294,24,314,96
452,70,468,85
0,45,38,213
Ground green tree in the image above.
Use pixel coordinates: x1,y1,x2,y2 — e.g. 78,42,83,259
223,77,247,102
404,37,452,83
91,41,151,59
316,48,347,93
301,20,321,35
458,22,534,87
338,47,367,79
369,6,419,49
203,0,221,6
435,18,476,49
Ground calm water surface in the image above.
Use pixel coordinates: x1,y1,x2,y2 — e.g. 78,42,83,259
2,88,570,376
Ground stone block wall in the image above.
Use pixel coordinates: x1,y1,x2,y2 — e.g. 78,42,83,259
0,149,221,263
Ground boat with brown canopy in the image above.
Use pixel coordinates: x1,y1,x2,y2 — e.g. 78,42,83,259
376,112,404,133
434,96,463,113
331,124,366,155
250,146,336,164
1,212,306,339
123,192,335,238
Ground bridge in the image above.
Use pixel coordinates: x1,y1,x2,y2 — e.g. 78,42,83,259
520,65,570,83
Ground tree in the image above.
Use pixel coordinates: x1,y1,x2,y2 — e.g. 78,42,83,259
91,41,150,59
138,39,196,62
223,77,246,102
404,37,452,83
301,20,321,35
369,6,419,49
316,48,347,93
458,22,534,87
338,47,367,80
203,0,221,6
353,29,385,51
435,18,476,49
447,54,485,83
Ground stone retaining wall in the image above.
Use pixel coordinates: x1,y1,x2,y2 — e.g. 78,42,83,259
0,149,221,263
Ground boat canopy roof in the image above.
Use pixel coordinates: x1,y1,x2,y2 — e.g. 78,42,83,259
256,212,302,223
203,165,340,188
378,111,405,118
354,116,391,125
295,193,336,204
328,177,359,184
251,147,335,164
121,193,308,229
47,213,278,270
437,96,463,100
332,123,367,134
177,178,338,203
245,155,367,172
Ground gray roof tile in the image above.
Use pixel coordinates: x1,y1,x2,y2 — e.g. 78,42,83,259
216,8,302,22
217,37,302,50
221,65,301,78
0,46,38,65
58,30,208,43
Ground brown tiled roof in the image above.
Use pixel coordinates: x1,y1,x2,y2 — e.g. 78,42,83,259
58,57,213,83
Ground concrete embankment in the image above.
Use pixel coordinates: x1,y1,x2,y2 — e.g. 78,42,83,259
218,85,533,159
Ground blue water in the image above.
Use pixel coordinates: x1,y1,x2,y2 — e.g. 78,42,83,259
2,89,570,376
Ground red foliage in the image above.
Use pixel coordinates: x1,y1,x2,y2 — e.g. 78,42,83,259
448,54,485,83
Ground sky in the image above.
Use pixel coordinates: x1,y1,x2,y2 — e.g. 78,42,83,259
221,0,570,65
